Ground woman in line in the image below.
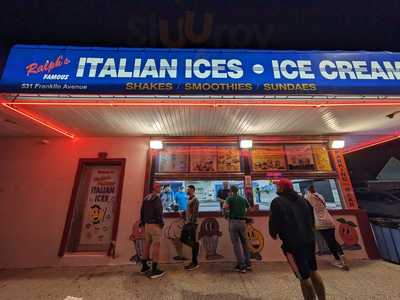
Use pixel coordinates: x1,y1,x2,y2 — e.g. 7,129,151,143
305,185,350,271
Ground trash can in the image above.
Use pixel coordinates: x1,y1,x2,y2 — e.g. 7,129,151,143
370,218,400,264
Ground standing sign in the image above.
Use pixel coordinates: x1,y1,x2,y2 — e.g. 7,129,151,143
60,160,125,256
2,45,400,95
79,166,120,248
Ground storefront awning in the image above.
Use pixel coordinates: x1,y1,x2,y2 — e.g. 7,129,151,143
0,45,399,152
2,45,400,95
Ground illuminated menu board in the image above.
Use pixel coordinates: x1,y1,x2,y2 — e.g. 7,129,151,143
158,147,189,172
217,147,241,172
312,145,332,171
190,146,218,172
251,146,287,171
285,145,315,170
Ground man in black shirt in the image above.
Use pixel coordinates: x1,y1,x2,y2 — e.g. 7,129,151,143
269,178,326,300
140,183,166,279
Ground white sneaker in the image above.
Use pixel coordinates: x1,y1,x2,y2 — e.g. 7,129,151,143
330,260,345,269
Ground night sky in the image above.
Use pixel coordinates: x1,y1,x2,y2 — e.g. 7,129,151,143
1,1,400,51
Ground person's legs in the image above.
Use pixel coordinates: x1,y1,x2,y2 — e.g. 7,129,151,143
141,224,152,273
320,229,349,269
300,278,316,300
149,224,162,267
229,220,245,268
148,224,166,278
172,239,186,260
192,241,199,264
319,229,340,260
306,243,325,300
310,271,326,300
189,225,199,264
285,243,321,300
238,221,251,267
184,224,199,270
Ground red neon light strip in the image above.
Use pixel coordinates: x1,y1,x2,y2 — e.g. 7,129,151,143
1,103,75,139
3,100,400,107
344,134,400,154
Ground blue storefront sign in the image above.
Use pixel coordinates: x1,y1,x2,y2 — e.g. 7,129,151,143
1,44,400,95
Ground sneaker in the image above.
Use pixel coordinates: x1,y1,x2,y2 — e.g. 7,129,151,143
342,264,350,271
173,256,187,261
330,260,345,269
184,263,200,271
140,264,151,274
234,264,246,273
245,264,252,271
148,269,166,279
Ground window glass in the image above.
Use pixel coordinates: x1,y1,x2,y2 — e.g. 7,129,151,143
157,180,244,212
252,178,343,210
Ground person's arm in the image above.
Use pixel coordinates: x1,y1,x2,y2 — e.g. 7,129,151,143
269,200,282,240
304,199,315,229
315,193,327,207
154,196,164,226
245,197,250,209
140,199,145,226
129,223,135,240
217,190,225,204
223,196,230,209
188,198,199,223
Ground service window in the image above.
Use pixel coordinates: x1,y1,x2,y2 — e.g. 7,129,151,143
252,178,343,210
157,180,244,212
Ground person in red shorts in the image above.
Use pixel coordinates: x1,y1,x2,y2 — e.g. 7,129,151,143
269,178,326,300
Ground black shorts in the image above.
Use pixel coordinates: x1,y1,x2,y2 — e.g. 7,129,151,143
283,243,317,280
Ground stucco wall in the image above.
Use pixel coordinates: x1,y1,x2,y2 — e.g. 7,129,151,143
0,137,148,269
157,214,369,264
0,137,372,269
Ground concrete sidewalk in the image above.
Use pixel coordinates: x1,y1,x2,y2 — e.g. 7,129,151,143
0,260,399,300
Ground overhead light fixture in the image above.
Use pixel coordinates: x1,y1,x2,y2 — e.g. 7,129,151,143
240,139,253,149
150,140,163,149
330,140,345,149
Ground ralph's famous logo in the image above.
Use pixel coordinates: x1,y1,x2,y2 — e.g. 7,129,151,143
26,56,71,76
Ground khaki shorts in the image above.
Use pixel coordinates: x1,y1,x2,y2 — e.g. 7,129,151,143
144,223,162,244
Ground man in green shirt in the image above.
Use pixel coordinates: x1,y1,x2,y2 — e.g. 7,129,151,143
224,185,251,273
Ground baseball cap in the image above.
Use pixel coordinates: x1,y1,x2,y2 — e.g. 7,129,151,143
277,178,293,191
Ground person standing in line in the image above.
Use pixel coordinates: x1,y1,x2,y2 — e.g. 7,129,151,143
224,185,251,273
175,185,188,211
217,181,230,214
305,185,350,270
181,185,200,270
255,187,262,204
269,179,326,300
139,183,166,279
170,186,188,261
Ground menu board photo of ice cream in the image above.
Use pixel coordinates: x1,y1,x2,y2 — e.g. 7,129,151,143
158,147,189,173
251,146,287,171
312,145,333,171
285,145,315,170
217,147,241,172
190,146,217,172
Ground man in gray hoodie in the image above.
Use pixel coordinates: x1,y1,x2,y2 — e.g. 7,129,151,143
140,182,166,279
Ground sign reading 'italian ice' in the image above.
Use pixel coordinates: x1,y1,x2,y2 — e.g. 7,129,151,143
1,45,400,95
